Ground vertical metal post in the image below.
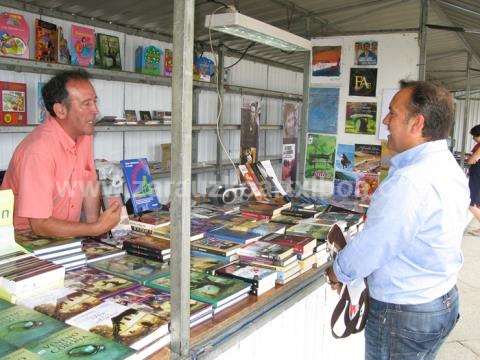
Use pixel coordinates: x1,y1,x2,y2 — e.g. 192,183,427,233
296,18,311,188
216,45,225,182
170,0,194,359
418,0,429,80
460,52,472,167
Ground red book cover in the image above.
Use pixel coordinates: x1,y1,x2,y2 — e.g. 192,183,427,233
0,81,27,125
261,233,316,255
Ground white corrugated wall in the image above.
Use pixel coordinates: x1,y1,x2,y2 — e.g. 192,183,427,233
453,98,480,153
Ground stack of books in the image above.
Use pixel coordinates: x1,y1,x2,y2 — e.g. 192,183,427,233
190,237,242,262
82,239,125,264
122,234,171,262
128,210,170,235
240,200,291,220
147,271,251,315
216,263,277,296
190,251,231,275
15,230,85,270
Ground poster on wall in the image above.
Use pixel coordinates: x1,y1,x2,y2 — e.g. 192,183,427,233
355,172,380,200
282,143,296,182
311,46,341,78
240,97,260,165
335,144,355,172
349,68,377,97
378,88,398,140
282,102,300,184
305,133,336,181
354,41,378,66
354,144,381,174
70,24,95,67
308,88,339,134
37,82,47,123
345,102,377,135
334,170,358,198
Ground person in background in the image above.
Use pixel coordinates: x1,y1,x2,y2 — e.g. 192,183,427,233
327,80,470,360
1,69,120,237
467,125,480,233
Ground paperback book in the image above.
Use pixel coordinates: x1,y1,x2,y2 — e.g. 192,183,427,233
70,24,95,67
95,33,121,70
34,19,58,63
0,12,29,59
0,81,27,125
190,237,243,257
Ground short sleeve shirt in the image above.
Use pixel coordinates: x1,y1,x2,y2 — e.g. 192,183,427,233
1,118,97,230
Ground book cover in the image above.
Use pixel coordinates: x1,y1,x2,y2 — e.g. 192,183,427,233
193,56,215,81
238,240,293,261
34,19,57,63
282,143,296,182
164,49,173,76
258,160,288,197
207,227,260,245
355,172,380,200
135,45,163,76
120,158,160,214
335,144,355,171
334,170,359,198
26,326,134,359
311,46,341,77
316,212,363,228
66,301,168,349
0,12,29,59
0,338,18,358
14,230,81,254
345,102,377,135
57,26,71,64
90,254,170,284
305,133,336,181
269,214,303,225
308,87,339,134
355,41,378,66
354,144,381,174
0,298,13,311
147,271,251,307
19,287,102,321
282,101,299,143
105,286,211,323
246,222,286,236
240,97,260,165
95,33,121,70
0,305,66,347
261,233,316,256
82,240,125,263
216,263,276,284
123,109,137,123
70,24,95,67
64,267,137,299
191,237,242,257
0,81,27,125
190,252,229,275
37,82,47,123
139,110,152,122
349,68,377,97
286,222,332,241
238,164,266,201
122,234,170,255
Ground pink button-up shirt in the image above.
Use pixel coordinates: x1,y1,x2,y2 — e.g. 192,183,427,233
1,118,97,230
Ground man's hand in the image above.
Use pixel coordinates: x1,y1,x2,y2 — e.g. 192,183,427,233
325,266,342,294
93,201,121,236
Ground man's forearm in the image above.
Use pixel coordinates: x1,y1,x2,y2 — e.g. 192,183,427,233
29,217,102,238
82,184,101,223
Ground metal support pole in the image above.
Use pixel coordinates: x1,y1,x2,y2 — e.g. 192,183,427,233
460,52,472,167
216,45,225,182
170,0,194,358
418,0,429,80
296,18,311,189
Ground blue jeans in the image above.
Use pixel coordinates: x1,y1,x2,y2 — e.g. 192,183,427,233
365,286,459,360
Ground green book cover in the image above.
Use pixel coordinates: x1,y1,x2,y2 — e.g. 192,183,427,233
26,326,134,359
147,271,250,307
90,254,170,284
14,231,81,253
0,338,18,357
0,298,13,311
2,348,41,360
0,305,66,347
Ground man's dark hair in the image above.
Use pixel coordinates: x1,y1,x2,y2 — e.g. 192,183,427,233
399,80,454,141
470,125,480,137
42,69,91,117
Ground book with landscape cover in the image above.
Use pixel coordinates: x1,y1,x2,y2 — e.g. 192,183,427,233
122,234,171,256
190,252,230,275
26,326,134,359
270,214,304,225
82,240,125,263
216,263,277,294
286,221,333,241
14,230,82,255
147,271,251,308
19,287,101,321
206,227,262,245
237,240,294,262
64,267,137,299
120,158,161,214
89,254,170,284
66,301,168,350
246,222,286,237
191,237,243,257
0,305,66,347
105,286,212,325
35,19,58,63
261,233,316,258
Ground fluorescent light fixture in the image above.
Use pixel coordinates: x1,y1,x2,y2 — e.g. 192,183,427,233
205,12,311,52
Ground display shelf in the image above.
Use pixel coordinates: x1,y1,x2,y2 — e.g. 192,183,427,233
0,124,282,133
0,57,302,101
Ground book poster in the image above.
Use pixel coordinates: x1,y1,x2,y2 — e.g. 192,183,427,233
240,97,260,165
95,33,122,70
37,82,47,123
355,172,380,200
0,12,29,59
282,102,299,184
70,24,95,67
354,41,378,65
345,102,377,135
305,133,336,181
334,170,358,198
0,81,27,125
349,68,377,97
58,26,71,64
312,46,341,77
308,87,339,134
378,88,398,140
354,144,381,174
335,144,355,172
35,19,58,63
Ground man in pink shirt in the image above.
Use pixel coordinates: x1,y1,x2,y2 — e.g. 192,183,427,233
1,69,121,237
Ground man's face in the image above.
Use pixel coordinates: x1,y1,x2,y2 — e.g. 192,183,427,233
63,79,99,138
382,88,418,153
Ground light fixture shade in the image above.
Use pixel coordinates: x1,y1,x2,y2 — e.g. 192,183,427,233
205,12,311,52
